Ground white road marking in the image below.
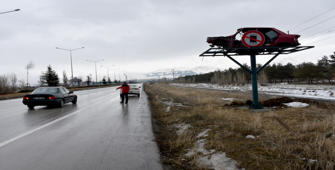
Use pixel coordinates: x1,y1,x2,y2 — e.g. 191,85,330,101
0,98,110,148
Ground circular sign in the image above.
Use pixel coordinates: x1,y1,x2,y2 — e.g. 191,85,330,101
241,30,265,47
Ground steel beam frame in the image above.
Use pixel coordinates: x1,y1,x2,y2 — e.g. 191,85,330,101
199,46,314,109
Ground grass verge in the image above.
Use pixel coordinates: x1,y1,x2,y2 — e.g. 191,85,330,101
145,83,335,170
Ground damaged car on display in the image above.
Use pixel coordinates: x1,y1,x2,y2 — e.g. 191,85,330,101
207,27,300,50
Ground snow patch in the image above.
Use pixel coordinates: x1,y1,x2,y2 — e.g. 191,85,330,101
222,98,243,101
171,83,335,101
185,130,242,170
162,99,186,107
245,135,256,139
196,129,211,138
185,139,215,157
283,102,309,108
175,123,191,136
198,152,242,170
222,98,234,101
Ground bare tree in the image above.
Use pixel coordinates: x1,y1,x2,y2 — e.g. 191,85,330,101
0,74,10,94
8,73,17,91
86,74,92,86
25,61,35,87
63,70,69,87
18,79,25,89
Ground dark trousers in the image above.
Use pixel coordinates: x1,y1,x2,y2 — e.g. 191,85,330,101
121,93,128,103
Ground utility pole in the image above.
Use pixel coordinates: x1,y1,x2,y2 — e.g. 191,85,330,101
172,69,174,80
124,74,127,82
118,68,121,82
101,65,114,84
56,47,84,81
86,59,104,84
172,69,177,82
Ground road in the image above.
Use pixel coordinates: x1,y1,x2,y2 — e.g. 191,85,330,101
0,86,162,170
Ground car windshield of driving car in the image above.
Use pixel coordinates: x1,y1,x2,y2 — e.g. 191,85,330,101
31,87,59,94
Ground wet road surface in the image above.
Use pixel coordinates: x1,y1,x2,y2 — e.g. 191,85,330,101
0,86,162,170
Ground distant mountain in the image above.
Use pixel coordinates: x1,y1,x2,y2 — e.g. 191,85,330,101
145,66,218,78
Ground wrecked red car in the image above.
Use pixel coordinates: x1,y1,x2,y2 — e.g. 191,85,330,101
207,27,300,48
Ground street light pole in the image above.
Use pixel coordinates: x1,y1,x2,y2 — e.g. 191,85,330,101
0,9,20,15
118,68,121,82
124,74,127,82
114,69,116,82
110,69,117,82
56,47,84,81
101,65,114,83
87,59,104,84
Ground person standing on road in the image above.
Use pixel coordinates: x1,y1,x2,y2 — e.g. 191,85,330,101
116,82,130,104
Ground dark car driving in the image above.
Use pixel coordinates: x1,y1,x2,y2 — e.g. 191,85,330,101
22,87,77,109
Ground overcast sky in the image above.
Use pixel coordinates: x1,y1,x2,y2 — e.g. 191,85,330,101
1,0,335,84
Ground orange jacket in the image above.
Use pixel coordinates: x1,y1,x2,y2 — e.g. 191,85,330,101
117,85,130,93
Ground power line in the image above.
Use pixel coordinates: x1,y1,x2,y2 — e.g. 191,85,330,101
305,33,335,45
289,7,335,31
297,15,335,33
301,25,335,41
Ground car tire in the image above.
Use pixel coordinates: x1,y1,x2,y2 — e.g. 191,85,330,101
59,100,64,108
28,105,34,109
72,98,77,104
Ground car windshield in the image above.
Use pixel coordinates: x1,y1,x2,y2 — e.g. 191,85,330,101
32,87,59,94
129,85,138,88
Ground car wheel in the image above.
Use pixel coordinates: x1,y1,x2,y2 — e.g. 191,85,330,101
72,98,77,104
59,100,64,108
28,105,34,109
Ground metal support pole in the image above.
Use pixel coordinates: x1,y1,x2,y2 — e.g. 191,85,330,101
250,54,262,109
114,70,116,82
257,51,281,73
70,51,73,80
86,59,104,85
225,54,252,74
56,47,84,84
95,62,97,83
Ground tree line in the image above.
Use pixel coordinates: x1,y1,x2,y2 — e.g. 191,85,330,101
174,52,335,85
39,65,119,87
0,63,118,95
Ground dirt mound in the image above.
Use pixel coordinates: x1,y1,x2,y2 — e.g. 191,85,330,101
261,97,293,107
294,99,333,109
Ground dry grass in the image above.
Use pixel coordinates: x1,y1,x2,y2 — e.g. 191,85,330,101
145,83,335,170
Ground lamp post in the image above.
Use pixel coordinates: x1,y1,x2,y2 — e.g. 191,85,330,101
118,68,121,82
110,69,117,82
86,59,104,84
124,74,127,82
114,69,116,82
101,65,114,84
0,9,20,15
56,47,84,81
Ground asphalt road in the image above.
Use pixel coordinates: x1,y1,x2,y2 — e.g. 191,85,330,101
0,86,162,170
